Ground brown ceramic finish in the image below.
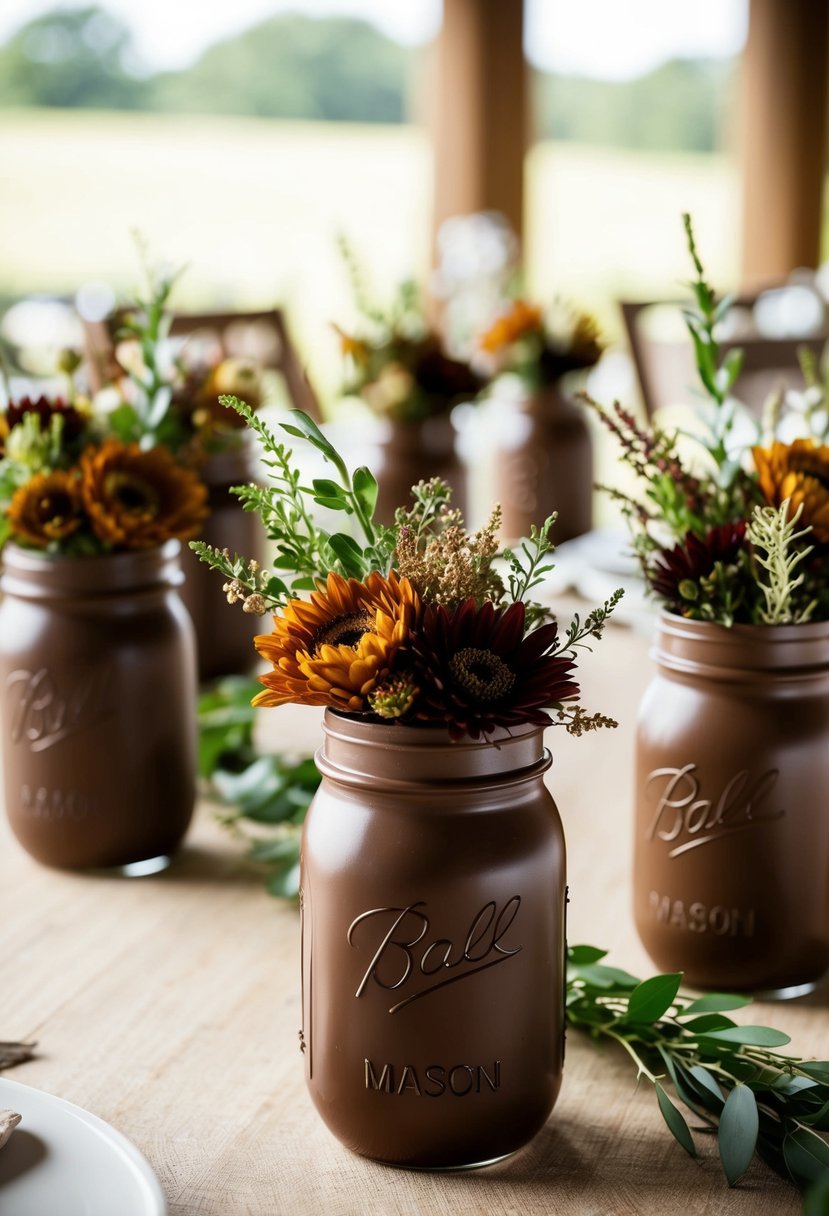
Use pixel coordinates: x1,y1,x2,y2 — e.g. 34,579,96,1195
179,441,264,681
494,386,592,543
374,416,466,524
0,541,197,870
300,710,566,1168
634,612,829,992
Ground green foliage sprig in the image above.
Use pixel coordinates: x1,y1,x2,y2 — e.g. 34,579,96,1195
680,211,744,474
110,247,186,447
567,946,829,1192
198,677,318,898
192,396,397,611
747,500,817,625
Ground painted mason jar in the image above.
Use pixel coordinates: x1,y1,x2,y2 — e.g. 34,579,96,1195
634,612,829,995
178,441,264,681
0,541,197,872
300,709,566,1169
374,416,466,526
491,383,592,544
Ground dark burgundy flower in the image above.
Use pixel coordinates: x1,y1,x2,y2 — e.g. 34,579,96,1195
5,395,85,444
649,522,747,608
412,340,482,402
409,598,580,741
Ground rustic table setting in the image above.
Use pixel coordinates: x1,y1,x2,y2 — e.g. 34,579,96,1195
1,604,826,1215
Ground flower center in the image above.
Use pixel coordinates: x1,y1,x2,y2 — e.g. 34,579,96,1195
36,490,75,530
448,647,515,703
794,455,829,493
313,610,375,652
105,471,160,519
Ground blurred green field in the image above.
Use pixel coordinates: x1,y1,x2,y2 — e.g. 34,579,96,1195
0,107,740,396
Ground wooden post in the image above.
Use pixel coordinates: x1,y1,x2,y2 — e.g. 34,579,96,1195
740,0,829,286
429,0,528,248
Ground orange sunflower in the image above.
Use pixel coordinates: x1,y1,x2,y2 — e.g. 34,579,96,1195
253,570,420,712
479,299,543,355
80,439,209,550
8,469,84,547
752,439,829,543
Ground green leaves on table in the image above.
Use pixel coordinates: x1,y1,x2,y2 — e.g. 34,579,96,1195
197,676,320,898
566,945,829,1195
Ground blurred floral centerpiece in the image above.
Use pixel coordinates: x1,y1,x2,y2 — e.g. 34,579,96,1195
479,296,603,390
0,373,207,554
477,296,604,544
335,244,483,521
0,368,207,874
97,263,265,462
593,215,829,626
594,213,829,998
88,256,269,678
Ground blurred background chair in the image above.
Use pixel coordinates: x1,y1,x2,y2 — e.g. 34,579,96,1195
621,293,829,418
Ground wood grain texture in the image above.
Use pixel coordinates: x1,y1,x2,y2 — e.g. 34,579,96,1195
0,610,824,1214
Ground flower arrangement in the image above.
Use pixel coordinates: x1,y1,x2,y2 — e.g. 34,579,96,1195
335,244,482,423
193,398,622,741
100,262,265,459
478,296,604,389
591,214,829,626
0,375,208,555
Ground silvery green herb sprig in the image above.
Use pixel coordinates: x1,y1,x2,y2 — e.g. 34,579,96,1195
567,946,829,1192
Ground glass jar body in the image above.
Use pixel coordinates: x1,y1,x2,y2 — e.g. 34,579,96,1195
634,613,829,993
300,711,566,1169
178,442,264,681
374,415,465,526
0,541,197,870
491,383,592,544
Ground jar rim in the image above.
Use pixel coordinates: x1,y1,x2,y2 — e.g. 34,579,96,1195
0,539,184,598
317,707,552,789
655,609,829,679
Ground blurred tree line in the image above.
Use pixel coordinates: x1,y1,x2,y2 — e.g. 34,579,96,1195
0,5,735,152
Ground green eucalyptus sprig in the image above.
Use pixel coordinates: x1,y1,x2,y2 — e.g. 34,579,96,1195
197,677,318,898
567,946,829,1191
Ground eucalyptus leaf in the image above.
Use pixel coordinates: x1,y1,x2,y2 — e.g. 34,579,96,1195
625,973,683,1024
688,1065,724,1108
682,1014,737,1034
681,993,752,1015
800,1063,829,1084
655,1082,696,1158
698,1026,791,1048
567,945,608,965
718,1084,758,1186
782,1127,829,1185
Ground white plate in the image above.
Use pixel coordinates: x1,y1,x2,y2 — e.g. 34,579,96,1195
0,1077,166,1215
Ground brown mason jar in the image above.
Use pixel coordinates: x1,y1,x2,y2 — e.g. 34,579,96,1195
374,416,466,526
179,441,264,681
634,612,829,995
300,710,566,1169
492,384,592,544
0,541,197,871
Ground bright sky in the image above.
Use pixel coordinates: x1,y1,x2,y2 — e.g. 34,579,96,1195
0,0,747,79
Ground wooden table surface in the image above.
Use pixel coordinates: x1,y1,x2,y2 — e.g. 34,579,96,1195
1,604,827,1216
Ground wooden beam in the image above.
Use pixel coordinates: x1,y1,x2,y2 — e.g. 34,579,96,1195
429,0,528,248
740,0,829,286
